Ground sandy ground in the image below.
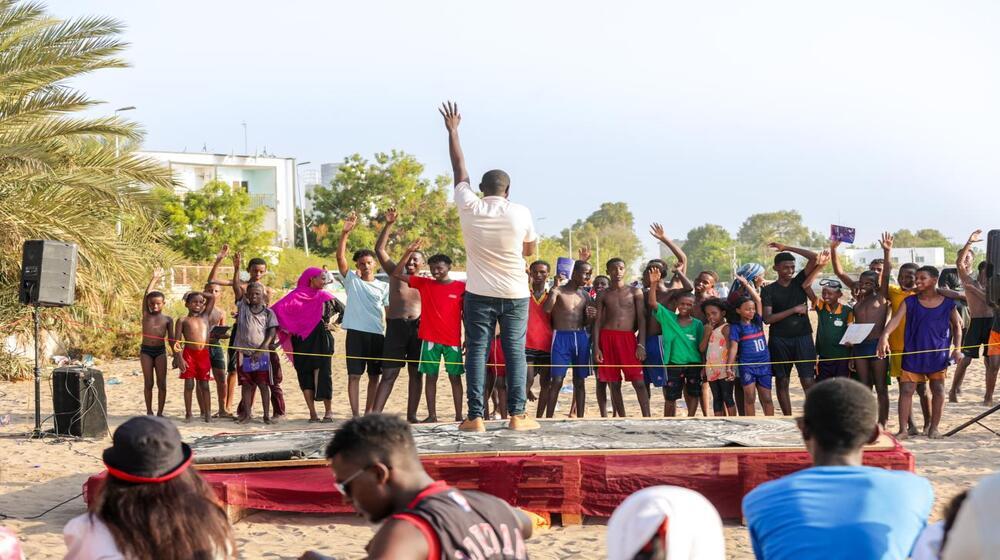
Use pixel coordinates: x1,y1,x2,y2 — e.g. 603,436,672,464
2,329,1000,559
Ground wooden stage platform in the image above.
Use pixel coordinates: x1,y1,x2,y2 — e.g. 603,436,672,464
84,417,913,523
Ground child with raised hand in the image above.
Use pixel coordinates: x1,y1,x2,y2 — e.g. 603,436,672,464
231,252,280,424
645,266,703,417
727,275,775,416
140,268,173,417
801,250,856,384
700,298,737,416
393,238,466,423
173,284,217,422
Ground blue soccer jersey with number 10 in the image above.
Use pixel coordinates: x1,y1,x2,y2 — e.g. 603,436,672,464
730,313,770,364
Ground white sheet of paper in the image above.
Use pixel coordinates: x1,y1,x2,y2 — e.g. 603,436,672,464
840,323,875,345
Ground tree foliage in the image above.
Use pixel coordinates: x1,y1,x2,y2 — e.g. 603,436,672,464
682,224,736,280
557,202,643,272
890,228,961,260
306,151,464,266
736,210,825,267
157,180,271,262
0,2,177,378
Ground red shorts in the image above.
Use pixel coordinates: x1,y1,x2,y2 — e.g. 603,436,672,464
598,330,643,382
180,347,212,381
989,331,1000,357
488,337,506,378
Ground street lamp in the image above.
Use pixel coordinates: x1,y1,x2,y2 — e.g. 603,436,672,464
113,106,136,157
295,161,311,256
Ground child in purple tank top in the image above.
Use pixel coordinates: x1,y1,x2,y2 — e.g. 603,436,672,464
879,266,962,440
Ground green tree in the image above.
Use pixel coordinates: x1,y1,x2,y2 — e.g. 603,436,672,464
0,3,177,378
558,202,643,272
307,151,464,264
736,210,824,268
891,229,960,258
157,180,271,262
681,224,736,280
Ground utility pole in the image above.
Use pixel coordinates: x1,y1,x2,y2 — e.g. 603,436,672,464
241,121,248,155
295,161,311,255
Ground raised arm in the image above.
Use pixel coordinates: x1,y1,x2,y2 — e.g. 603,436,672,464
543,275,564,313
956,229,982,285
829,239,858,290
206,244,229,286
336,212,357,277
439,101,470,185
392,239,423,285
646,267,664,310
375,208,399,273
143,267,164,317
800,249,830,305
878,233,893,298
735,275,764,316
650,223,688,274
672,265,694,292
769,242,819,275
231,252,245,302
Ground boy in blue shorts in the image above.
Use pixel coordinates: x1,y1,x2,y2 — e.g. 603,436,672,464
727,275,774,416
543,260,596,418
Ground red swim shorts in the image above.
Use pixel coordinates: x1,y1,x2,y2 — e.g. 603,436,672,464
989,331,1000,357
180,347,212,381
597,329,643,383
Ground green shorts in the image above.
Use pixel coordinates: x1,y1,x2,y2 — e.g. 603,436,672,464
418,341,464,376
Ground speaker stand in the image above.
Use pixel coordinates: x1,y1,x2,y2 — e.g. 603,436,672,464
945,403,1000,437
31,304,43,439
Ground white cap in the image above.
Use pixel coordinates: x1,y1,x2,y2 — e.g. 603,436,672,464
942,471,1000,560
606,486,725,560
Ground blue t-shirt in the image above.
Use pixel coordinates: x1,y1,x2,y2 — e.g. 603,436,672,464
729,313,769,364
743,466,933,560
341,270,390,335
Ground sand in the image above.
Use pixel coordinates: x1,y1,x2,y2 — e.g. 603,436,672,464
2,329,999,559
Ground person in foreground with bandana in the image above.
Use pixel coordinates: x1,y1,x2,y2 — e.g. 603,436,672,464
63,416,235,559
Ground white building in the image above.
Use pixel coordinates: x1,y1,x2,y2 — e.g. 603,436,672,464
139,151,300,247
841,247,945,268
299,168,321,214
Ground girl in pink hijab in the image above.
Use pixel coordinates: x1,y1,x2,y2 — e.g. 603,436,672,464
272,268,336,422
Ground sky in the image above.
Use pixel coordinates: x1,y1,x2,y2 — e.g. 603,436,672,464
51,1,1000,260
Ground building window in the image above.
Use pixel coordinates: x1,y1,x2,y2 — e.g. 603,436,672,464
232,180,249,192
916,255,925,263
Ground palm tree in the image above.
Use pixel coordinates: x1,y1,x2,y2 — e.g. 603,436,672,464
0,1,176,379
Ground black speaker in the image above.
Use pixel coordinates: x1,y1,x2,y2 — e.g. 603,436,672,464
52,367,108,438
988,230,1000,305
19,240,78,307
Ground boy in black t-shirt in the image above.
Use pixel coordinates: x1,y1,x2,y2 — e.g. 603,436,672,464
761,243,821,416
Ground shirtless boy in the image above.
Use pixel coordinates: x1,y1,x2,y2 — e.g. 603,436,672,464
950,230,994,403
832,235,893,425
140,268,173,417
594,258,650,417
173,287,217,422
543,260,596,417
371,208,425,422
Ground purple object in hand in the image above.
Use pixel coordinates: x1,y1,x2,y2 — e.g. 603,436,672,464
556,257,574,280
830,224,856,244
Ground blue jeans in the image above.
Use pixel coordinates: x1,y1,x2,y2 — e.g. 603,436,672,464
463,292,529,419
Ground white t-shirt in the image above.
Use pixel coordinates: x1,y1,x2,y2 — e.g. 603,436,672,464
341,270,389,334
942,471,1000,560
64,514,125,560
454,181,537,299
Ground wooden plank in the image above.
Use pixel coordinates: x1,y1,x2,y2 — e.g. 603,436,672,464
560,513,583,526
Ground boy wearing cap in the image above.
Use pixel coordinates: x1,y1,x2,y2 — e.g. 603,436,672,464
761,243,821,415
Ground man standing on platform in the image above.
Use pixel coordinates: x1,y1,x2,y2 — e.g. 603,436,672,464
439,101,540,432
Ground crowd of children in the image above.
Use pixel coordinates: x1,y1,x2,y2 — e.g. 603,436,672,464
136,223,996,436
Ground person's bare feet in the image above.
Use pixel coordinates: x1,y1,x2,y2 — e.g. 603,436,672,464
894,430,909,441
263,416,272,425
454,415,463,423
407,416,419,424
927,428,943,439
422,416,438,423
183,414,193,423
907,423,919,436
203,414,211,423
948,392,958,403
983,399,995,407
236,415,251,425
